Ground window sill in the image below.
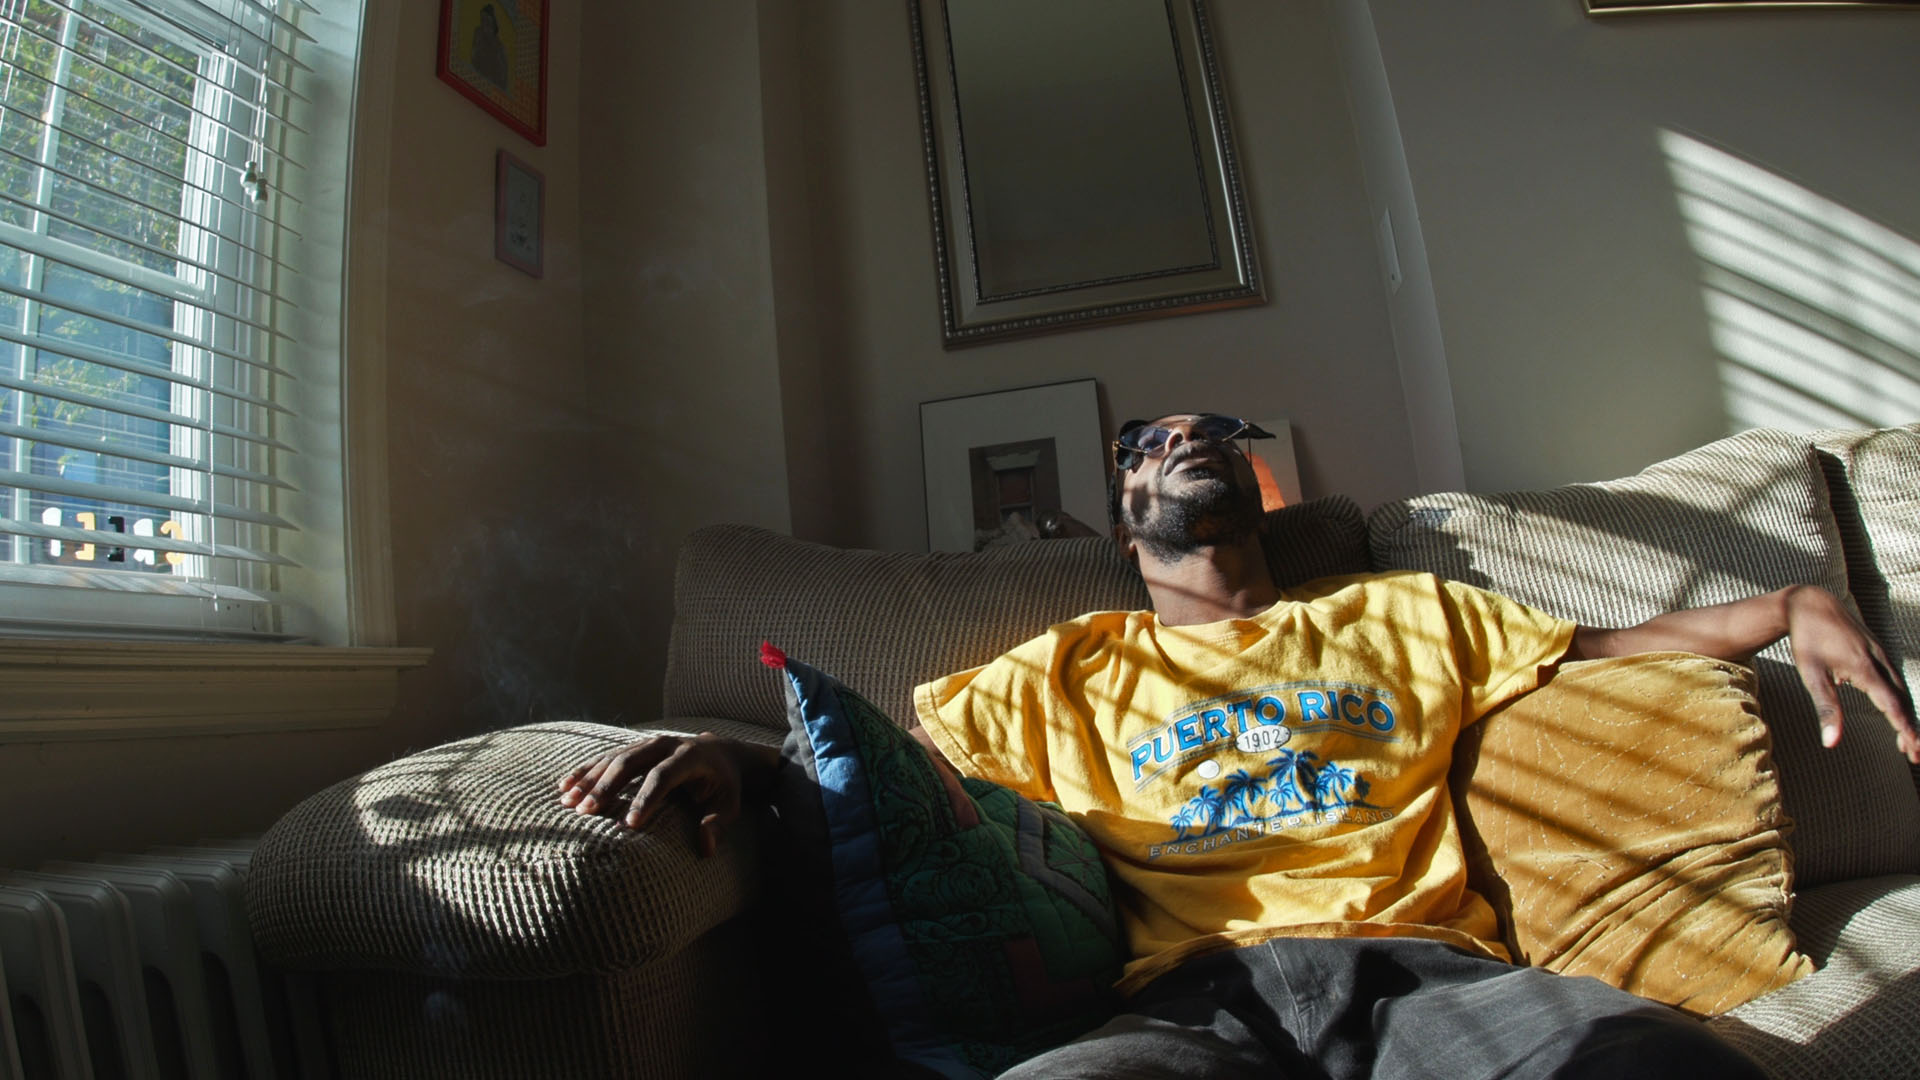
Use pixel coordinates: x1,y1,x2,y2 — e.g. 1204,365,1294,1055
0,639,433,743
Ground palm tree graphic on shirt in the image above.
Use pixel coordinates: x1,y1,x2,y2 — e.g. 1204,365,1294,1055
1167,748,1384,839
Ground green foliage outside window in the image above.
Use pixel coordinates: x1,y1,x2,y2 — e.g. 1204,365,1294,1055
1,0,236,569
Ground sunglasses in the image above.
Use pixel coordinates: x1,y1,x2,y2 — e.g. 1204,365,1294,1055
1111,415,1275,472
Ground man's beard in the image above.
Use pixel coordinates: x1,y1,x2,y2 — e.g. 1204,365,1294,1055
1127,474,1264,560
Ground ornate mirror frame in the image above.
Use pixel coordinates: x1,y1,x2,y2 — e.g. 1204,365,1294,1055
909,0,1263,348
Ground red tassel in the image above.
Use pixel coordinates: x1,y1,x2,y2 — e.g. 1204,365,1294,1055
759,641,787,669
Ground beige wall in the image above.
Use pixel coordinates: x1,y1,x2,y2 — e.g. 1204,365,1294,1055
763,0,1415,554
1364,0,1920,493
577,1,795,715
1,1,595,867
380,0,604,752
570,0,1414,705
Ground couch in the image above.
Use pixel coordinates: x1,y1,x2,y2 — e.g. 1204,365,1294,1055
246,424,1920,1078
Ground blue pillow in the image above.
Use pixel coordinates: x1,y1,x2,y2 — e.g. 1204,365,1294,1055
765,644,1123,1078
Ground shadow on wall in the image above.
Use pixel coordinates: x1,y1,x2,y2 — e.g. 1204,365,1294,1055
1661,130,1920,431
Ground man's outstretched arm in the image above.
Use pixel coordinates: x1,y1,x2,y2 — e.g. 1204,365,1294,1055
1567,584,1920,763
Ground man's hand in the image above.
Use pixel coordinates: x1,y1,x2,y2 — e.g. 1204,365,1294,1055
1779,586,1919,761
1571,584,1919,763
556,734,778,857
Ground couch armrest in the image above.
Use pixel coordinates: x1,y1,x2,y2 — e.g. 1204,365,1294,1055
246,720,767,979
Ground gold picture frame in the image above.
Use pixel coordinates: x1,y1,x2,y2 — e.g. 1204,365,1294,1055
1586,0,1918,14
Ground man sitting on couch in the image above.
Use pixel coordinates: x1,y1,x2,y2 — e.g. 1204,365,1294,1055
559,412,1919,1079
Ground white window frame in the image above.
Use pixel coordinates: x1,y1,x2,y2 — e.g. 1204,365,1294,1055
0,0,428,744
1,0,288,639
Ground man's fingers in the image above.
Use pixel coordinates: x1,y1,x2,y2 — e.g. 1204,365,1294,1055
1866,635,1897,677
559,757,611,807
1856,669,1918,734
572,739,677,815
625,743,712,831
1794,654,1920,763
559,735,750,854
698,783,742,853
1798,661,1845,748
584,739,679,813
1856,667,1920,763
624,742,741,850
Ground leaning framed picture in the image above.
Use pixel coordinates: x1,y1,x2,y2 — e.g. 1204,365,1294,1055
495,150,543,277
438,0,549,146
920,379,1105,552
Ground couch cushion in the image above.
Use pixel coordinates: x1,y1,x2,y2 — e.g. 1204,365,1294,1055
1711,874,1920,1080
1370,427,1920,886
1453,653,1812,1016
664,496,1368,732
248,720,769,977
767,649,1123,1078
314,919,759,1080
1813,424,1920,803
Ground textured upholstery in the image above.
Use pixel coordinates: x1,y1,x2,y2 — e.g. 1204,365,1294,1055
662,496,1369,733
1712,875,1920,1080
1453,654,1810,1016
1369,427,1920,887
315,918,760,1080
1812,424,1920,801
249,719,778,978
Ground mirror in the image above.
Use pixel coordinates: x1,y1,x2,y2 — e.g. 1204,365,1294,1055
910,0,1262,347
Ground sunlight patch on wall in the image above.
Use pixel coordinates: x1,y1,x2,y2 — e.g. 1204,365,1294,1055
1661,130,1920,432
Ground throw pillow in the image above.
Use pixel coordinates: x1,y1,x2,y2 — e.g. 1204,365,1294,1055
1451,652,1816,1016
764,644,1124,1078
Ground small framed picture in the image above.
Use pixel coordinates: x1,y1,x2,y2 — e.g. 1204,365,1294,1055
495,150,543,277
438,0,549,146
920,379,1105,552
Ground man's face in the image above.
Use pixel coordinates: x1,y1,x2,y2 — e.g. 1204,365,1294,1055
1114,414,1265,559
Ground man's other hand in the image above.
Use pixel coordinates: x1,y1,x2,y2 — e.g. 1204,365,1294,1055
1572,584,1919,764
1780,585,1920,762
556,734,776,857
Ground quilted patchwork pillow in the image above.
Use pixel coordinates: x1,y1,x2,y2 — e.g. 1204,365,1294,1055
764,645,1123,1078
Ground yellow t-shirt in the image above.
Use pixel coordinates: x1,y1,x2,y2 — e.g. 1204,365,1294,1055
913,570,1576,995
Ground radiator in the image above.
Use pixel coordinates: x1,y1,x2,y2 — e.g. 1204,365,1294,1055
0,839,327,1079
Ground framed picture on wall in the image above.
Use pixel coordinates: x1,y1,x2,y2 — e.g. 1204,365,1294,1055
1586,0,1918,12
495,150,544,277
438,0,549,145
920,379,1105,552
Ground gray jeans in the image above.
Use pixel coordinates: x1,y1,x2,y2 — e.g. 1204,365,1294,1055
998,937,1763,1080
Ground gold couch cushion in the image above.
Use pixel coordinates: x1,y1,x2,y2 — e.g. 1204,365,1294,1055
1454,653,1813,1016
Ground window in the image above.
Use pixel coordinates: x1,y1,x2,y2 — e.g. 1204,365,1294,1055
0,0,350,643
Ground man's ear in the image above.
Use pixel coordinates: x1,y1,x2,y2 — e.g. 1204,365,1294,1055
1111,521,1137,564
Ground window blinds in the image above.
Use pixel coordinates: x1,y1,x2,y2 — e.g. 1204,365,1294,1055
0,0,314,639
